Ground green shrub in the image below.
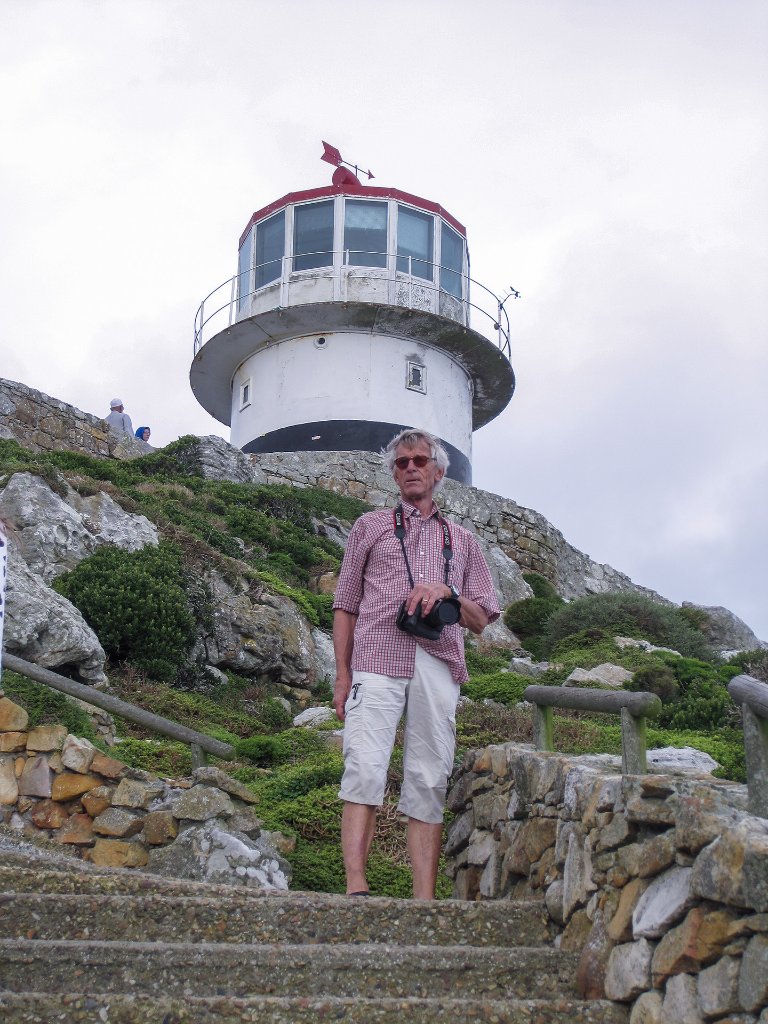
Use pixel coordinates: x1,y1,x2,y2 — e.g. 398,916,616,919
628,663,680,703
112,737,192,776
543,593,715,661
236,735,286,765
462,672,530,706
727,648,768,685
464,646,511,676
522,572,561,601
504,596,564,659
54,542,195,681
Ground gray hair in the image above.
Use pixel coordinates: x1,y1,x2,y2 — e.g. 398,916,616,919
382,428,450,485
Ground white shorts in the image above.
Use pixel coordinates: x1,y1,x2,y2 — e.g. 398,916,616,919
338,645,459,824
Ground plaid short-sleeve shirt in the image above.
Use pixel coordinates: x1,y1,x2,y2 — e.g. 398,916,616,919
333,501,500,683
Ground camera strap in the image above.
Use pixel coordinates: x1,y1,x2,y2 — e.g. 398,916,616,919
393,504,453,588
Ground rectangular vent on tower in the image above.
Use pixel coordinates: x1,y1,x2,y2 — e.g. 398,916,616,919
240,379,252,410
406,361,427,394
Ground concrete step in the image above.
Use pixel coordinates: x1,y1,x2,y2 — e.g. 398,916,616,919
0,889,552,948
0,992,629,1023
0,939,579,1001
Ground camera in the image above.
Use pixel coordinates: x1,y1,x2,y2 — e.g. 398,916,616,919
396,597,461,641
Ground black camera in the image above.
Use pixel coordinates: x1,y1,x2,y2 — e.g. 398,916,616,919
396,597,461,641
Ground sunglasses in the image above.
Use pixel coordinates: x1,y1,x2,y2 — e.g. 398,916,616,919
394,455,434,470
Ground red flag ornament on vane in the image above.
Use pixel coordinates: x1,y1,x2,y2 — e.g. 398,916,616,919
320,141,375,182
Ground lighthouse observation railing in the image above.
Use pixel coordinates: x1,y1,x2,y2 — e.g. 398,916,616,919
193,251,513,360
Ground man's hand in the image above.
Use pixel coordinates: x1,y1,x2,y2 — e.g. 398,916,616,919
333,675,353,722
405,583,451,618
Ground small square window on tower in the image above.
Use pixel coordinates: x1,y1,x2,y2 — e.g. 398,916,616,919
406,361,427,394
239,378,252,410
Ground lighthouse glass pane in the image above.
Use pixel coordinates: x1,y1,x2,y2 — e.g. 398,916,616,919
397,206,433,280
294,201,334,271
440,224,464,298
344,200,387,268
255,210,285,288
237,230,252,311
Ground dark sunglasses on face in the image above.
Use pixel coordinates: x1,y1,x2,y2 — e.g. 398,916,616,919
394,455,434,470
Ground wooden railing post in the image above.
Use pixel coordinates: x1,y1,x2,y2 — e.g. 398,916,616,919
728,674,768,818
533,704,554,752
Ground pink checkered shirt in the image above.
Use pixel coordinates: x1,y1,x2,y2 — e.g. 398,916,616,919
333,501,500,683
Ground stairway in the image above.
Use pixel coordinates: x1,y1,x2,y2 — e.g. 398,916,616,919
0,852,627,1023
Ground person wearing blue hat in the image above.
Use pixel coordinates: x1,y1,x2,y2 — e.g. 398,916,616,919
135,427,151,442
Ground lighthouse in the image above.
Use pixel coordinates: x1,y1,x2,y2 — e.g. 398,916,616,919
190,145,515,484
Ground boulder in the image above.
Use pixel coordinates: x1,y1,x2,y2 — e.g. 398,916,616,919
178,435,256,484
646,747,719,774
195,569,316,688
3,548,107,683
293,706,336,728
310,627,336,686
565,664,634,689
146,823,291,890
482,542,533,607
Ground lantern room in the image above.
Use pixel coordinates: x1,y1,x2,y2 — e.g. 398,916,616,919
190,163,515,484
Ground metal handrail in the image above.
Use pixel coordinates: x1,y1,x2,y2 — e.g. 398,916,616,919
193,249,514,362
523,684,662,776
727,673,768,817
1,652,235,768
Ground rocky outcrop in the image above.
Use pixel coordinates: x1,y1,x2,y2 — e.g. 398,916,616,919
683,602,767,654
0,472,159,684
445,743,767,1019
0,698,291,888
0,378,148,459
0,472,158,583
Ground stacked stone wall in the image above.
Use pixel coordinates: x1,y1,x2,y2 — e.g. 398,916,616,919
446,743,768,1020
0,695,291,887
250,450,662,603
0,378,147,460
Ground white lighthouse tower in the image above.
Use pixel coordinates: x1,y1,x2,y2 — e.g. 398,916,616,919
190,145,515,484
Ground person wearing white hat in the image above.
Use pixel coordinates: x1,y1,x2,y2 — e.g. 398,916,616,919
106,398,133,435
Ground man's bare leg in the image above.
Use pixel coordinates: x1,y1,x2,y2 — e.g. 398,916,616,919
407,817,443,899
341,801,377,894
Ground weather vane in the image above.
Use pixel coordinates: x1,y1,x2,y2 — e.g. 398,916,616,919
321,141,375,186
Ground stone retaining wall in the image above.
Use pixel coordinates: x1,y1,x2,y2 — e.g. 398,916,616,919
0,378,147,460
445,744,768,1021
0,695,291,888
250,449,662,602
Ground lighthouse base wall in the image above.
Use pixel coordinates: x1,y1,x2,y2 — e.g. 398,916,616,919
242,419,471,484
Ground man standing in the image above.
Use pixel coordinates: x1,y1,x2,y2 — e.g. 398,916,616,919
333,428,500,899
105,399,133,435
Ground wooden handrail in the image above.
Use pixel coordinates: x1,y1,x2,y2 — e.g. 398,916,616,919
523,684,662,775
1,652,235,764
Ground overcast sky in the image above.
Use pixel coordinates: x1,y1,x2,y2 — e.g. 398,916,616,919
2,1,766,640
